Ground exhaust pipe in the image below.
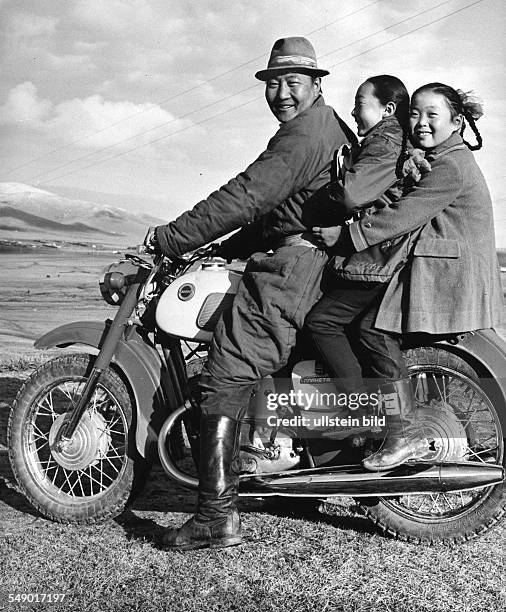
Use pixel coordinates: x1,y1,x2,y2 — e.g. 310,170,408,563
238,463,504,497
158,404,199,489
158,408,504,497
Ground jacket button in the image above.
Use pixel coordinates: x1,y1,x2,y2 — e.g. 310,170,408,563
364,222,372,228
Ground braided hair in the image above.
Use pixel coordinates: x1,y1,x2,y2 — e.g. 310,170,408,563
411,82,483,150
366,75,410,177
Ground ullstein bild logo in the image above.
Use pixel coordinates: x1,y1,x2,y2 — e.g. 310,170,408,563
265,413,386,429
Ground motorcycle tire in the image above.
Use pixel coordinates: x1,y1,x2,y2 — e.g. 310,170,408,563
356,346,505,544
8,353,148,524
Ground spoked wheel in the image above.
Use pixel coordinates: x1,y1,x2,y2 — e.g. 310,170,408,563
357,347,505,544
8,354,146,524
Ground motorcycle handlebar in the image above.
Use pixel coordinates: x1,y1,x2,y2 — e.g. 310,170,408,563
138,234,224,270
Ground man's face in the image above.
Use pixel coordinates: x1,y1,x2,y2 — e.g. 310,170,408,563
265,73,321,123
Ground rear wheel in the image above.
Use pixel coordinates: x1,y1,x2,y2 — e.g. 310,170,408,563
8,354,146,524
357,347,505,544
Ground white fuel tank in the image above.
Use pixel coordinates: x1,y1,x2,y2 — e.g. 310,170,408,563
155,261,242,342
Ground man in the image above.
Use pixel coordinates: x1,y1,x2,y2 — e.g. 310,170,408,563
146,37,356,550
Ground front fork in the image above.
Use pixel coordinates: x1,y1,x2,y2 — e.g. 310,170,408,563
54,282,142,451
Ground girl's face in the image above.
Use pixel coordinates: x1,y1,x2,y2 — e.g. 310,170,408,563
409,91,462,150
351,81,387,136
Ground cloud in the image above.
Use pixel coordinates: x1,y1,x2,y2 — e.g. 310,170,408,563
0,82,51,124
43,51,94,72
47,95,196,150
8,12,57,38
72,0,182,36
0,0,504,244
0,81,198,153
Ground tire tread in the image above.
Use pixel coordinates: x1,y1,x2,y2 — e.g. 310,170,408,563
356,346,506,544
8,354,143,525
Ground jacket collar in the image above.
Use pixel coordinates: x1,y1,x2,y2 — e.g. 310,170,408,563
424,132,464,157
361,115,403,144
313,94,325,108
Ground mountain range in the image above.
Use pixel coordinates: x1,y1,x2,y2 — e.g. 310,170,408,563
0,182,165,248
2,182,505,262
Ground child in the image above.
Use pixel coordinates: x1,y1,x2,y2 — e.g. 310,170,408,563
307,82,502,471
304,75,416,428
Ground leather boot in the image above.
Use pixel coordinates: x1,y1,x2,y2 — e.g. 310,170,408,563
160,414,243,551
362,378,429,472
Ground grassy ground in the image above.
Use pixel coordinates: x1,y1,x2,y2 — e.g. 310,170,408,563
1,364,505,612
1,250,505,611
1,504,504,612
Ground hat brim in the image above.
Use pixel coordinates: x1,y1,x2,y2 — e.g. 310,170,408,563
255,66,330,81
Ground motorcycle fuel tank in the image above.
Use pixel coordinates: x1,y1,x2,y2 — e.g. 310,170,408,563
156,262,242,342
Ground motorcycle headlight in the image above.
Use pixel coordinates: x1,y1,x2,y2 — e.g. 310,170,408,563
99,259,141,305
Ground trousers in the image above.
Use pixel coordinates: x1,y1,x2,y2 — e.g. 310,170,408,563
305,279,407,395
200,245,328,418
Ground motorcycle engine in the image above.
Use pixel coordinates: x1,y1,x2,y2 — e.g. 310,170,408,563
237,426,301,475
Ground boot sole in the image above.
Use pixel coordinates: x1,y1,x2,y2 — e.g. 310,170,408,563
362,450,429,472
362,438,430,472
163,536,243,552
362,457,412,472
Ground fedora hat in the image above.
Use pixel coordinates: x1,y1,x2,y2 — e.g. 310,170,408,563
255,36,329,81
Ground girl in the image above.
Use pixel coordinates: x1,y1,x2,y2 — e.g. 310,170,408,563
307,83,502,471
302,75,417,442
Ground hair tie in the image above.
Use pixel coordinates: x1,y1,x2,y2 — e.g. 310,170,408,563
456,89,484,120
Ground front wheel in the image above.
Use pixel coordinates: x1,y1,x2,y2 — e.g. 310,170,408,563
8,354,145,524
357,347,506,544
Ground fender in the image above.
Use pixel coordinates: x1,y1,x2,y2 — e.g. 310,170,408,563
35,321,179,458
437,329,506,431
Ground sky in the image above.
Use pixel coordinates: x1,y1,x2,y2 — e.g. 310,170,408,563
0,0,505,245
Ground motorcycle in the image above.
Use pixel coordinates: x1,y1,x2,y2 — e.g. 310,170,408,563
7,245,506,544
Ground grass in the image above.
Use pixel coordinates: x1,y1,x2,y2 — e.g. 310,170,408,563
1,489,504,612
0,351,59,373
1,359,504,612
1,250,505,611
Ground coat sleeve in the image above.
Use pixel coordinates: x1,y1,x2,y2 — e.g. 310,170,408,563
155,116,337,258
341,134,400,211
217,219,270,262
348,155,463,251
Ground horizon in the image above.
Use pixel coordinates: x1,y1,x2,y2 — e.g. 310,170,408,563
2,180,506,260
0,1,504,246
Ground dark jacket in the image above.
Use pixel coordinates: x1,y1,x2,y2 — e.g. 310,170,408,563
347,132,503,333
156,96,355,259
334,115,404,211
328,115,411,282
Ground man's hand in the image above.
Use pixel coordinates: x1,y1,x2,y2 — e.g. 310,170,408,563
312,225,342,248
142,226,161,254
